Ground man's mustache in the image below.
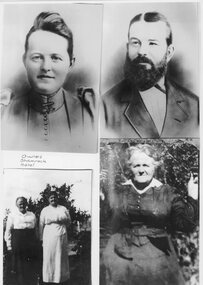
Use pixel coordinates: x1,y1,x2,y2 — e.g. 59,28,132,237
130,55,154,67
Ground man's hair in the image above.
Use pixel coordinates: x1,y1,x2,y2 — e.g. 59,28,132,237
128,11,172,46
24,11,74,63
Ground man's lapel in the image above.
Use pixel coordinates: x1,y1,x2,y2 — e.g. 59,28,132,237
122,85,160,138
162,80,189,135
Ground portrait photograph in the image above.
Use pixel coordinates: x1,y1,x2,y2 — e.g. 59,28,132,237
1,3,103,153
100,138,199,285
100,2,200,139
3,168,92,285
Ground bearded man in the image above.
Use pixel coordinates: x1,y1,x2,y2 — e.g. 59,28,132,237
101,11,199,138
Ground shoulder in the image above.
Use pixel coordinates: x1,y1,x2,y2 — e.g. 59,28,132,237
63,87,96,107
1,90,28,116
40,206,49,215
26,211,36,218
102,79,132,104
63,87,96,119
58,205,68,212
166,78,199,103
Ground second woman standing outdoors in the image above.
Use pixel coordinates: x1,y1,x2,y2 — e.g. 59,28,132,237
39,190,71,285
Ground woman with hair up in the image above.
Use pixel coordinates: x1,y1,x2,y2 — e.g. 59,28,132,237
1,11,97,153
4,196,38,285
101,144,198,285
39,190,71,285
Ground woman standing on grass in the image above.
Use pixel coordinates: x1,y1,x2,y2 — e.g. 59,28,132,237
39,190,71,285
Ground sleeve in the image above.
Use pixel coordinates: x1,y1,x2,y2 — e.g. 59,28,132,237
39,209,45,241
77,87,96,122
4,214,14,250
170,193,198,233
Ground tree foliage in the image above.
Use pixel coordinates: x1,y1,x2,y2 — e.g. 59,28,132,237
5,183,90,239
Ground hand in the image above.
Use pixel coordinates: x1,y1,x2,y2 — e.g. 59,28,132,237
187,172,198,200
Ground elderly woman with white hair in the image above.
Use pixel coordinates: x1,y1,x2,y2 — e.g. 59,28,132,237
101,144,198,285
4,196,38,285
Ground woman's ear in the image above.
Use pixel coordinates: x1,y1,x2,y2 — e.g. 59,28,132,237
69,57,76,68
166,44,175,63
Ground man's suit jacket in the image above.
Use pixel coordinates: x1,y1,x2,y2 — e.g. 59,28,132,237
101,78,199,138
1,88,97,153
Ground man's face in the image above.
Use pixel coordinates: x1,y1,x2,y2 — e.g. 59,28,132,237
125,20,174,90
23,30,70,95
129,152,156,187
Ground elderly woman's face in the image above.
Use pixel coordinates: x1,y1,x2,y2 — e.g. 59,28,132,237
129,152,156,186
16,198,27,214
23,30,70,95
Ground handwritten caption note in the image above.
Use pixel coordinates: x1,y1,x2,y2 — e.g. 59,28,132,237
20,154,47,167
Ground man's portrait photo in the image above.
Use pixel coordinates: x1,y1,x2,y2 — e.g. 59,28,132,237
101,3,199,139
1,3,102,153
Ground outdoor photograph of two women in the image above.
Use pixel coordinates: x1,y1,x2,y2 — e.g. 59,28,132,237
3,169,92,285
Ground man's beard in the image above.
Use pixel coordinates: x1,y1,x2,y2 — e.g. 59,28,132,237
124,53,168,91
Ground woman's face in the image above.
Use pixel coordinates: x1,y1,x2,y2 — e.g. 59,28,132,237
16,198,27,214
23,30,70,95
48,194,58,207
129,152,156,186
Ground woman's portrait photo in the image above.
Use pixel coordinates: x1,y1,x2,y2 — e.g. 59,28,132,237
3,168,92,285
100,139,199,285
1,3,102,153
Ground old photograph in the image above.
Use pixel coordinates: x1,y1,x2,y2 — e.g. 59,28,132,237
100,3,199,139
100,139,199,285
3,168,92,285
1,3,103,153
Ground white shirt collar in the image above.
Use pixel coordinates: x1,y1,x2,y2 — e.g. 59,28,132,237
122,178,163,194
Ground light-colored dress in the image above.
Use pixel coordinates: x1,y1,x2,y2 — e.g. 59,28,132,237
39,205,71,283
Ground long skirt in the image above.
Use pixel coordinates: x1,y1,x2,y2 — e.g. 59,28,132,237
101,233,185,285
43,232,70,283
11,228,39,285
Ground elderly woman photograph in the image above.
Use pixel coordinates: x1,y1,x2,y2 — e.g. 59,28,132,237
100,143,198,285
1,5,101,153
39,190,71,285
4,196,38,285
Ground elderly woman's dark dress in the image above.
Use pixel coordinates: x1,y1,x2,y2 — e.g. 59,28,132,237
101,148,198,285
4,202,38,285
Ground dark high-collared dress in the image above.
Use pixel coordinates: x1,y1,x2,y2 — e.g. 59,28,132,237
101,78,199,138
101,183,198,285
1,87,97,153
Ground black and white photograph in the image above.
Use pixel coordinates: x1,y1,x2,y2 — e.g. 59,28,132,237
100,139,199,285
3,168,92,285
1,3,103,153
100,3,199,139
